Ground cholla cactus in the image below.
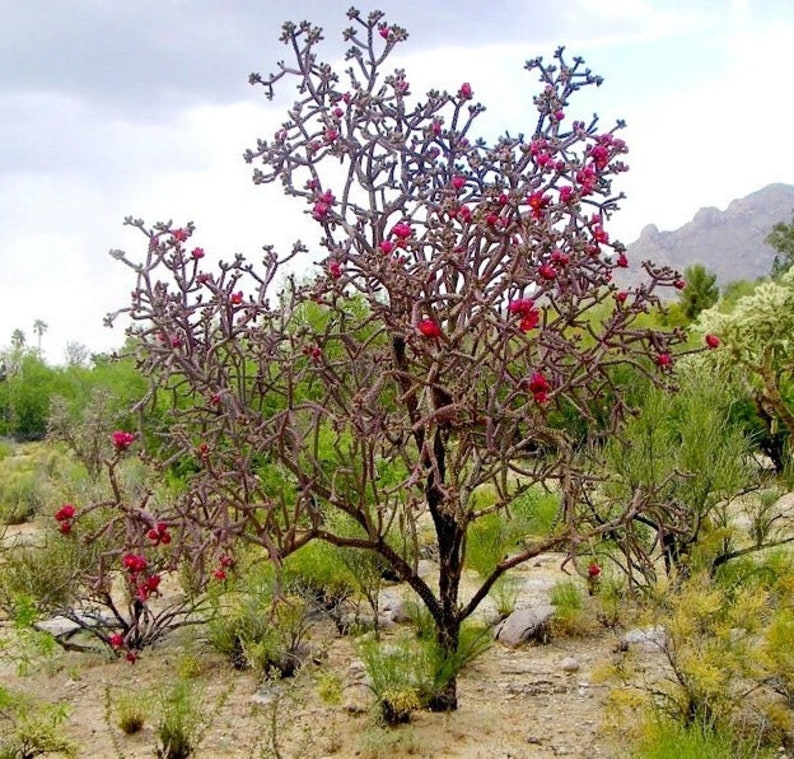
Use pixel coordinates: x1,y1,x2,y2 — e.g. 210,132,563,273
106,8,688,710
699,269,794,440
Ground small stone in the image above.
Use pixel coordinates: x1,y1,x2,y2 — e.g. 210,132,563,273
527,735,543,745
559,657,580,673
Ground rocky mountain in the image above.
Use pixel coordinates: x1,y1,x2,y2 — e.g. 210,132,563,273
625,183,794,285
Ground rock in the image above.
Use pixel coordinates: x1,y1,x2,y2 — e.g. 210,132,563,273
250,683,282,706
342,683,372,714
347,659,367,680
559,656,580,673
417,559,435,578
623,625,666,652
495,604,555,646
378,588,413,623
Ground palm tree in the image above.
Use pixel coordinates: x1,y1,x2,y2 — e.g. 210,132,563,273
32,319,48,358
10,329,26,352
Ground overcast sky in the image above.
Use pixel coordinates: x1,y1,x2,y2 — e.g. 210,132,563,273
3,0,793,363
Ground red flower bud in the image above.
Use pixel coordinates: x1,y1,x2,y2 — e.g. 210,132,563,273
109,633,124,649
55,503,76,521
112,431,136,452
705,334,720,349
417,319,442,338
656,353,672,367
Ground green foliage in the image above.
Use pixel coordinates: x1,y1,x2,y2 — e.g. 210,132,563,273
678,264,719,321
0,685,76,758
112,688,149,735
0,466,46,525
208,564,311,677
315,670,343,705
700,267,794,465
602,362,753,577
155,680,202,759
465,485,560,577
359,635,427,724
359,620,491,724
631,716,777,759
549,580,593,636
650,565,794,744
282,540,356,606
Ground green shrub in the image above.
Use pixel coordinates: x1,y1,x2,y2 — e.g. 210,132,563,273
208,564,311,677
632,716,777,759
0,463,48,525
155,680,202,759
113,688,150,735
0,685,76,758
282,540,355,606
359,621,491,725
359,635,427,724
465,485,560,578
550,580,593,636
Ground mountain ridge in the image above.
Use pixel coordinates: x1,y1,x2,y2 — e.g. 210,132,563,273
625,183,794,285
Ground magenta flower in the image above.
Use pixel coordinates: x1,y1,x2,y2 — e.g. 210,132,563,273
528,372,550,395
656,353,672,367
191,247,205,260
112,431,136,452
391,221,412,240
109,633,124,649
55,503,76,521
122,553,147,573
458,82,472,99
705,334,720,349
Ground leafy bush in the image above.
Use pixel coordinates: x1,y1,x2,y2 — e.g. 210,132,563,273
208,564,311,677
0,685,76,758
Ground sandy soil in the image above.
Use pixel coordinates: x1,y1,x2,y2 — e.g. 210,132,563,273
0,552,665,759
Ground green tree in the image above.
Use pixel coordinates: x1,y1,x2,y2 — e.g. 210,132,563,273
678,264,719,320
768,211,794,279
